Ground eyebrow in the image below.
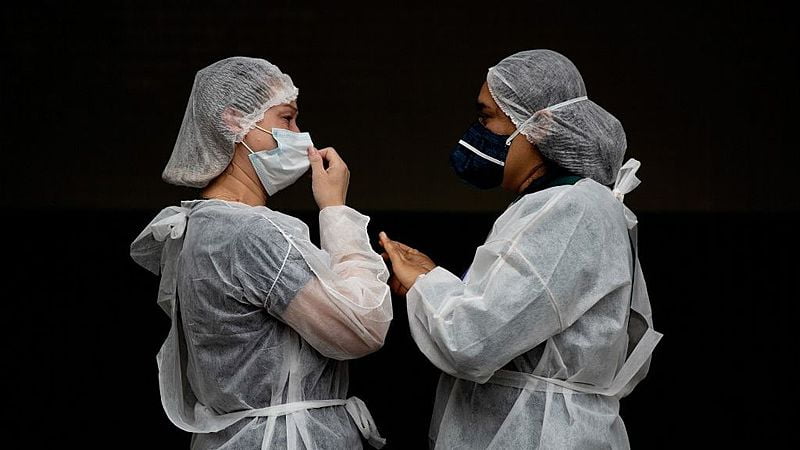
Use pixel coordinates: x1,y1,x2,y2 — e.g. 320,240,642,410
278,104,298,114
476,101,491,113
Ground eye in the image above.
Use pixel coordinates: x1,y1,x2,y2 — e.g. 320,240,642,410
282,115,293,122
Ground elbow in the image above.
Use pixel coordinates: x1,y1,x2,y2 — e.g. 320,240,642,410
445,345,501,384
449,360,497,384
410,318,499,383
344,340,385,360
326,335,385,361
324,321,390,361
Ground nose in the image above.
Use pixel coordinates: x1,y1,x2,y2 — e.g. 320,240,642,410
290,121,301,133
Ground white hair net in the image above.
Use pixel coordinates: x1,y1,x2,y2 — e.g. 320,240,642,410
162,57,299,187
487,50,627,185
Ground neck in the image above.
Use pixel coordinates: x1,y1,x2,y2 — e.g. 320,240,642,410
202,153,267,207
517,162,547,193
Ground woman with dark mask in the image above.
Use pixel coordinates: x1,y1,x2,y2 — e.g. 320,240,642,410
380,49,662,449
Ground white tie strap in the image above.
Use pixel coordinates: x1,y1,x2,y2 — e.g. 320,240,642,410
150,206,190,241
612,159,641,202
130,205,192,313
611,159,641,229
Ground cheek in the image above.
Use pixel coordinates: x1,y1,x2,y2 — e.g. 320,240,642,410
484,119,516,136
244,129,277,151
257,116,280,131
503,142,536,182
249,118,281,149
504,144,530,172
260,135,278,150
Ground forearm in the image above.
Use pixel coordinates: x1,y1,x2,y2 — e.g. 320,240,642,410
282,278,390,360
407,266,561,383
319,205,389,285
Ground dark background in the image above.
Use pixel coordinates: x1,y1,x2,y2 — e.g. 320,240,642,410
2,1,795,448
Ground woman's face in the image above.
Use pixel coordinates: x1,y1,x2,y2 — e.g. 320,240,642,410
242,101,300,151
476,82,541,192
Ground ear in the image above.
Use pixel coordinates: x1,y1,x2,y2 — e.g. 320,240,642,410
524,109,554,145
221,106,244,134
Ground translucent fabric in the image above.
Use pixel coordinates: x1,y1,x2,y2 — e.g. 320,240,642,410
131,201,391,449
406,160,660,448
487,49,627,185
162,57,299,188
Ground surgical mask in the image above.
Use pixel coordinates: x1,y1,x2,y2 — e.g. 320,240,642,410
449,122,511,189
450,96,589,189
242,125,314,195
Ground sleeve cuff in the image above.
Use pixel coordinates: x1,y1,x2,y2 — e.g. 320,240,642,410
319,205,371,255
407,266,464,312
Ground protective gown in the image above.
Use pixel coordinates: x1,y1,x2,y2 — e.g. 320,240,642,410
131,201,391,449
407,161,661,449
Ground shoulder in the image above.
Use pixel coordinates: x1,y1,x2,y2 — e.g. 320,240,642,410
521,179,618,214
500,179,625,236
232,212,288,247
228,208,311,259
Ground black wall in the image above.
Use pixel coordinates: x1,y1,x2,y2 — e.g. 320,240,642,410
3,1,795,448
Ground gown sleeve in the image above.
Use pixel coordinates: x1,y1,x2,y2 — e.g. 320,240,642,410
232,205,392,360
406,188,631,383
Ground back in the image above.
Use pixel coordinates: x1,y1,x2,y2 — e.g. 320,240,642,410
175,200,358,448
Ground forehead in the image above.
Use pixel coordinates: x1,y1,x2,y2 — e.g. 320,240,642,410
477,82,498,110
270,101,298,112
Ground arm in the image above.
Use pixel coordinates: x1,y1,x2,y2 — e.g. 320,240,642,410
233,146,391,361
232,211,391,361
388,191,630,383
406,242,562,383
280,205,392,360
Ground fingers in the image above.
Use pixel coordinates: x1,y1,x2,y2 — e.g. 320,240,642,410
378,231,396,252
318,146,345,167
389,275,408,296
307,146,325,174
379,232,403,264
378,232,396,252
393,241,415,253
378,231,389,247
380,231,416,254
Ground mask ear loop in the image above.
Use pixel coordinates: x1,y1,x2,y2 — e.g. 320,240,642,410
504,96,589,146
505,116,535,146
253,125,274,136
240,125,275,153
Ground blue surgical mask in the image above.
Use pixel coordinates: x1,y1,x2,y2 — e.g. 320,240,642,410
451,96,591,189
449,122,511,189
242,125,314,196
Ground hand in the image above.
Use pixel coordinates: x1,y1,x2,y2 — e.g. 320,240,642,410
308,146,349,209
379,231,436,296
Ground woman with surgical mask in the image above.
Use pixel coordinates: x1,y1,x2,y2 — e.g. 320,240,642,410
131,57,389,449
380,50,662,449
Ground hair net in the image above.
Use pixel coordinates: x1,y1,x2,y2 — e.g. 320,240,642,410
162,57,299,187
487,50,626,185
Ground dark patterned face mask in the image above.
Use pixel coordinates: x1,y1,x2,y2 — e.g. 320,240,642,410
449,122,510,189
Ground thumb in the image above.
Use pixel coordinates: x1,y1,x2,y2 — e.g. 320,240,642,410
379,232,403,262
307,147,325,174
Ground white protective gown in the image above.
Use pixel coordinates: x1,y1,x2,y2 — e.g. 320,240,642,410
407,160,661,449
131,201,391,449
